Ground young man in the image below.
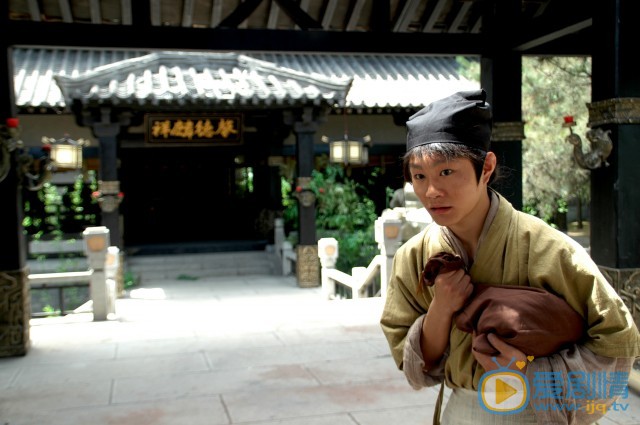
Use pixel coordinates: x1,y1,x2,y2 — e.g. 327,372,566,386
380,89,640,424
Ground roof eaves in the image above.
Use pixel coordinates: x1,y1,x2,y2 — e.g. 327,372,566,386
52,51,352,109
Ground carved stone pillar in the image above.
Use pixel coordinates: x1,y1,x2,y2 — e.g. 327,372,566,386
296,244,319,288
286,106,328,287
0,268,30,357
0,45,29,358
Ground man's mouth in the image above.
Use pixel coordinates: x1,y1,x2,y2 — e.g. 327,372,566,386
429,206,452,215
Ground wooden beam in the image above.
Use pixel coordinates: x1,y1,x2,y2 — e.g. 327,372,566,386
58,0,73,23
273,0,322,30
346,0,366,31
321,0,338,29
134,0,154,27
217,0,264,28
516,29,592,56
267,1,280,29
27,0,41,22
370,0,390,32
89,0,102,23
120,0,132,25
182,0,195,27
514,18,592,52
449,1,472,33
210,0,223,27
393,0,421,32
5,21,487,54
512,0,593,52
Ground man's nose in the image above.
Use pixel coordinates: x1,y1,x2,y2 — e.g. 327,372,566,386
423,181,442,198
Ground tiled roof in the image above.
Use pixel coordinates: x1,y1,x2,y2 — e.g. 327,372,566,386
13,48,478,112
250,53,478,109
53,51,352,110
14,49,147,111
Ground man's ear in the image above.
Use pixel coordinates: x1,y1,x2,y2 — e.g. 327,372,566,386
482,152,497,184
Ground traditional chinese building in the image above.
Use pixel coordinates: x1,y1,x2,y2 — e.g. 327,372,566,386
11,48,478,253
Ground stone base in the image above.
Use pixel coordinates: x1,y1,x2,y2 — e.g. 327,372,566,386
296,245,319,288
0,268,30,357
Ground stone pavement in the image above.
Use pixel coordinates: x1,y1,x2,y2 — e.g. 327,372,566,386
1,273,639,425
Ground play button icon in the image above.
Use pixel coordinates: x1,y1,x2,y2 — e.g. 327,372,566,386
478,370,529,414
495,378,518,404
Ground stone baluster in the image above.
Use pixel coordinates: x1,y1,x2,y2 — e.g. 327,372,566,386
375,213,404,298
318,237,338,299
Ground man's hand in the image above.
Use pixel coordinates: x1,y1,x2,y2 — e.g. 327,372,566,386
432,269,473,315
421,269,474,372
472,333,529,374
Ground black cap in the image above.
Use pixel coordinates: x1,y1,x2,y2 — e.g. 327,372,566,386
406,89,492,152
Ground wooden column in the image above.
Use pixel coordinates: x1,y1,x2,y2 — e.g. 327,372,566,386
290,106,322,287
590,0,640,333
480,0,523,210
83,107,131,250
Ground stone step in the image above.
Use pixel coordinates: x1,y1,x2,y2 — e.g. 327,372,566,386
125,250,278,281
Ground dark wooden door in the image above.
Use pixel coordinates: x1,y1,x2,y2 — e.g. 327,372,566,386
120,146,261,247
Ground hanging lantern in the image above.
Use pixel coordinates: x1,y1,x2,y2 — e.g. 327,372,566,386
42,134,89,170
322,107,372,166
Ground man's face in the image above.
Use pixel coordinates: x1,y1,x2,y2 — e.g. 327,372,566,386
408,153,490,232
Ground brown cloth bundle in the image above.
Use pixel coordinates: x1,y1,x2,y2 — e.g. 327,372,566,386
421,252,586,357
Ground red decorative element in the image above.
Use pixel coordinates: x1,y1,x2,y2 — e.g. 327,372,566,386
319,188,325,193
118,192,125,198
563,116,574,124
6,118,19,128
91,191,101,199
295,186,303,192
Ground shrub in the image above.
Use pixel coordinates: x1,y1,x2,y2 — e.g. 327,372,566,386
283,164,380,273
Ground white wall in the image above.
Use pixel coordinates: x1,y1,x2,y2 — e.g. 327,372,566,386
19,112,407,148
282,113,407,146
17,114,95,148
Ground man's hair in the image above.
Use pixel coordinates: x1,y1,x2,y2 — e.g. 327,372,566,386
402,142,499,185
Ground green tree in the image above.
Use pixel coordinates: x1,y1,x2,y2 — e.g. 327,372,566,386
311,164,379,273
522,56,591,228
23,171,100,238
60,171,100,233
281,160,380,273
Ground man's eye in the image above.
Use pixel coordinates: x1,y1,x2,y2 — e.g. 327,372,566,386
440,169,453,176
412,173,425,180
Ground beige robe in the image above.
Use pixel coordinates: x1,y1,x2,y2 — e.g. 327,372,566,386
380,192,640,391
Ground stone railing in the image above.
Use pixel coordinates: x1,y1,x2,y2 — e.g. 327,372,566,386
317,214,405,299
27,226,119,321
273,218,297,276
274,199,432,296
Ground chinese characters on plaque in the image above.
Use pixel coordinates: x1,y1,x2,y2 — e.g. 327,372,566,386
145,114,242,144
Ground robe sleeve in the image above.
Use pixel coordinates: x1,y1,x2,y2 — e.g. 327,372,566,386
402,314,447,389
379,237,431,371
522,223,640,358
